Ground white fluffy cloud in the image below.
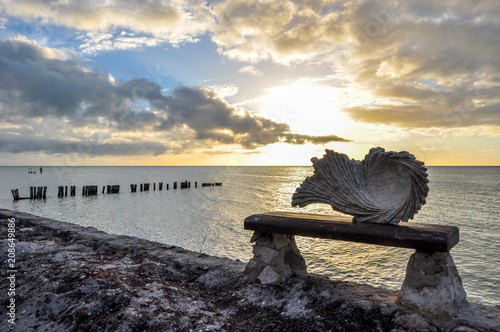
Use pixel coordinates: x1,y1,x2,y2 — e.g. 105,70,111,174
0,0,212,52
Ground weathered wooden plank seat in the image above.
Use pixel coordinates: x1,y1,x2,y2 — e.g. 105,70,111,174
244,212,459,253
243,211,467,317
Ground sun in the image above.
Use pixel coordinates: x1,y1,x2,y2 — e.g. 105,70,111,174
256,81,353,137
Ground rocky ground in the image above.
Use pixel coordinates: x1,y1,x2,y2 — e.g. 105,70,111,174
1,209,499,332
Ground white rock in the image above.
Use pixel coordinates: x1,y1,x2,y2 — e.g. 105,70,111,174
253,246,279,265
257,266,280,284
273,234,291,250
399,251,467,317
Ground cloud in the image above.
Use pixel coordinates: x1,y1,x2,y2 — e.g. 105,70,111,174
0,17,7,29
156,86,350,148
0,37,350,157
210,0,348,64
0,0,212,53
5,1,497,137
0,132,168,156
238,65,263,76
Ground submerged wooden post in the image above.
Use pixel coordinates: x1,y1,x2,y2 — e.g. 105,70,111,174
37,187,43,199
58,186,64,198
195,181,197,188
173,181,177,189
159,182,163,190
43,186,47,199
144,183,150,191
153,183,156,191
166,183,169,190
131,184,137,192
70,186,76,196
64,186,67,197
30,186,34,199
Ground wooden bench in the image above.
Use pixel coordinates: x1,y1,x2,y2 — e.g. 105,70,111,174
244,212,459,253
243,211,467,317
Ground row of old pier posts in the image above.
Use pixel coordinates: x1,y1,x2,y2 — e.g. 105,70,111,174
11,186,48,200
30,186,47,199
82,185,98,196
58,186,76,197
12,180,218,200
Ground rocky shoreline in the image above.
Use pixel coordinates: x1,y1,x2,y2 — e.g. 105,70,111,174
1,209,499,331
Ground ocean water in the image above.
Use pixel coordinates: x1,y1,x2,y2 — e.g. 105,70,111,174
0,166,498,306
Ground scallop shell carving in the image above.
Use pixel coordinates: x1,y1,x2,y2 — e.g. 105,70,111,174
291,147,429,224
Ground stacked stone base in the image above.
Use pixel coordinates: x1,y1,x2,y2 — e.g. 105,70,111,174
244,232,468,318
244,232,307,284
398,250,468,317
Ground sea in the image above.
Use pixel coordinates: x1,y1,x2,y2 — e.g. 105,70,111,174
1,166,498,307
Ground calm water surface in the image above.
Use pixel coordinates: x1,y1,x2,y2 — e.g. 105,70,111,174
0,166,498,306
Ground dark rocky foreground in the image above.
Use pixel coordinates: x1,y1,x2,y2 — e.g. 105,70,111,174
1,209,498,332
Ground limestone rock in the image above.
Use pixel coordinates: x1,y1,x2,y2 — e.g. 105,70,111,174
273,233,291,249
244,232,307,284
398,250,467,317
257,266,281,284
253,245,279,264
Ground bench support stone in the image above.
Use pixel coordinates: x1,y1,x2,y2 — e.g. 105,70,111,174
398,250,468,317
244,231,307,284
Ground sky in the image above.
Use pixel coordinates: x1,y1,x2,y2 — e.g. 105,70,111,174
0,0,499,166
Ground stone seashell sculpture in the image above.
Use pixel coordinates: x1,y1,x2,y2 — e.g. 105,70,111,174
292,147,429,224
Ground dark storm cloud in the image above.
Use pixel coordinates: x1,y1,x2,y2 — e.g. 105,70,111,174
0,38,350,156
155,86,348,148
0,132,168,156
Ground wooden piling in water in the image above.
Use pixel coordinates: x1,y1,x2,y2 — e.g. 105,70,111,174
11,189,19,200
173,181,177,189
166,183,169,190
64,186,68,197
195,181,197,188
82,185,98,196
70,186,76,196
58,186,64,197
131,184,137,192
30,186,34,199
144,183,150,191
43,186,47,199
159,182,163,190
106,185,119,194
154,183,156,191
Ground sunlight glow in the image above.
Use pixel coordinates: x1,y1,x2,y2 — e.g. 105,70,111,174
257,82,353,137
